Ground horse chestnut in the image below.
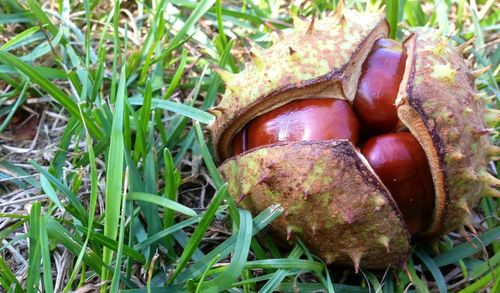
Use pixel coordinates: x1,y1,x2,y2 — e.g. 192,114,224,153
361,132,435,235
353,38,406,136
233,98,360,155
209,6,497,269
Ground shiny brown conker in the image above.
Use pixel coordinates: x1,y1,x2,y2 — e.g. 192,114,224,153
353,38,406,136
233,98,360,155
361,132,435,235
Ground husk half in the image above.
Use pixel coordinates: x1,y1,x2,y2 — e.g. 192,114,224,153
219,141,411,268
396,30,493,237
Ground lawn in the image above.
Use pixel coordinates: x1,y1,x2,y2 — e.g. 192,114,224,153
0,0,499,292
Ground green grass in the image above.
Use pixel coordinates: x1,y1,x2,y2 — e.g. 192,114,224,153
0,0,498,292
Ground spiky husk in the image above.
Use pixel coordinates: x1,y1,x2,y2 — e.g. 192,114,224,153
210,9,496,269
396,30,493,237
210,10,388,160
219,141,411,268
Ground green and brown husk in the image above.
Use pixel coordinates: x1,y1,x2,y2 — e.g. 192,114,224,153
209,6,498,269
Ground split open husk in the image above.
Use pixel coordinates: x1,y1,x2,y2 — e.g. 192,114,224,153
208,7,498,268
397,31,496,238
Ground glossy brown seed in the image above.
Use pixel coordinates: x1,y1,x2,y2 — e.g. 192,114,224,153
353,38,407,135
232,98,360,155
361,132,435,235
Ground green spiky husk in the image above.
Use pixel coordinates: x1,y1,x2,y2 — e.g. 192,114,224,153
210,10,388,161
219,141,411,268
396,30,492,237
210,10,495,269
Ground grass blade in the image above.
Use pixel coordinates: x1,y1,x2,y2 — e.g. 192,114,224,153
386,0,399,39
176,204,283,283
30,160,87,223
203,39,235,110
168,183,228,283
434,0,450,33
26,203,41,293
406,257,430,293
134,212,213,251
246,258,322,272
129,97,214,124
259,245,303,293
195,254,221,293
63,129,100,292
127,192,196,217
72,225,145,263
469,251,500,279
0,256,24,293
200,209,253,291
163,148,179,258
414,248,446,293
459,263,500,293
26,0,60,39
194,122,239,225
0,26,39,51
160,0,216,58
102,65,127,280
433,227,500,266
163,50,188,100
110,169,131,291
45,216,109,275
40,215,54,293
0,159,39,188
